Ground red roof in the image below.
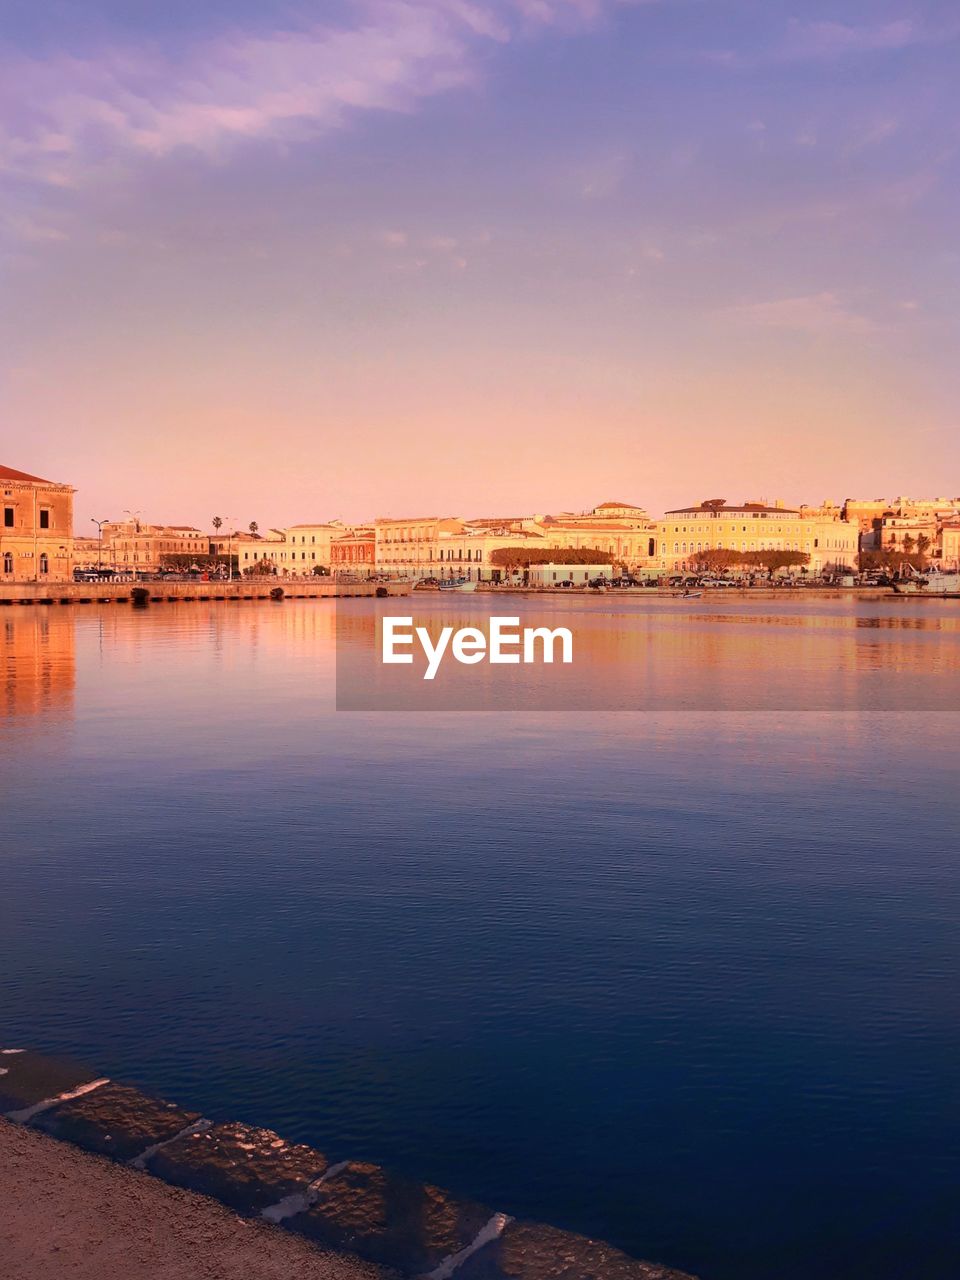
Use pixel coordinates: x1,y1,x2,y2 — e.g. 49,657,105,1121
0,463,57,484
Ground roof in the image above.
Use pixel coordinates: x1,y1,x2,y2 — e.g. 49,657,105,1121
542,520,638,531
666,501,799,515
595,500,644,510
0,463,58,485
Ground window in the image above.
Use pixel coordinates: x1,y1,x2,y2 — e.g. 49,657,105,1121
39,552,49,574
3,507,12,527
2,552,11,573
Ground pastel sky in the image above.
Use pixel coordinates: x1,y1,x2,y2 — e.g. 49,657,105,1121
2,0,959,529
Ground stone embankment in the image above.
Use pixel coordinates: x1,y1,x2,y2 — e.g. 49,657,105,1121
1,1047,696,1280
0,580,410,605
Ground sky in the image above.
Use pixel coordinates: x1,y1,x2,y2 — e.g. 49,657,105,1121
2,0,959,530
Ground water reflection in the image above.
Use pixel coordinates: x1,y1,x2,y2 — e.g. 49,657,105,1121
334,596,960,710
1,609,75,721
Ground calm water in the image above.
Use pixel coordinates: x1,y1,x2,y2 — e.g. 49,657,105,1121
1,598,958,1280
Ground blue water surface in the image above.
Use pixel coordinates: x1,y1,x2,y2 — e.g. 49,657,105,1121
1,600,957,1280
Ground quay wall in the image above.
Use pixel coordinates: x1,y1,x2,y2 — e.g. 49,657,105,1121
1,1047,695,1280
0,580,410,605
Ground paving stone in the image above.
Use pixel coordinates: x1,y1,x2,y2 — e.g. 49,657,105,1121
0,1049,99,1114
145,1120,328,1213
31,1081,202,1162
286,1160,491,1275
453,1220,697,1280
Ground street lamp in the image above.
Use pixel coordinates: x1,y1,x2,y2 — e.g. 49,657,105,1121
221,516,237,581
91,518,111,574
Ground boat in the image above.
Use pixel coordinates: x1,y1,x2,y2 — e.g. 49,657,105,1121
890,566,960,596
438,577,478,593
670,590,702,599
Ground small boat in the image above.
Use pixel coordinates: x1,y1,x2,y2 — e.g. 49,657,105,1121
891,568,960,596
438,577,478,593
670,590,702,599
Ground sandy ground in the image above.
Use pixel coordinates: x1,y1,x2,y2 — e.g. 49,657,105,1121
0,1119,393,1280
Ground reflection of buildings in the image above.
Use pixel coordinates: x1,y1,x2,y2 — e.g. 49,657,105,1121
1,609,76,719
1,464,74,583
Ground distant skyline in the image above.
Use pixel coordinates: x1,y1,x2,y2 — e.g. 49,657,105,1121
3,1,959,529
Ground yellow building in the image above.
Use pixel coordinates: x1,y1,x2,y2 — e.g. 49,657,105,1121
533,518,658,574
941,524,960,569
374,516,464,578
434,526,548,581
1,463,74,582
656,499,859,575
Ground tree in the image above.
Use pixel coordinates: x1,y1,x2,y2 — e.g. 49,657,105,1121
490,546,614,570
916,533,931,565
311,564,330,577
249,521,259,537
244,557,275,577
212,515,223,536
902,533,916,555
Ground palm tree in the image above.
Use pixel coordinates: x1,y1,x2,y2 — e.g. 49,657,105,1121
249,521,259,538
212,515,223,535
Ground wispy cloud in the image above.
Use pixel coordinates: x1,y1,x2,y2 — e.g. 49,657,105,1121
721,292,880,335
0,0,638,188
694,13,957,70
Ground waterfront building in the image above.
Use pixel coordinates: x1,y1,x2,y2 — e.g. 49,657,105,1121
0,463,74,582
74,519,211,572
564,500,650,526
532,517,659,575
434,525,548,582
842,497,960,554
656,499,859,575
528,563,612,587
374,516,464,579
331,528,375,578
941,524,960,569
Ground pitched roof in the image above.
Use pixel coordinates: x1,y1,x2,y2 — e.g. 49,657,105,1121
0,463,56,484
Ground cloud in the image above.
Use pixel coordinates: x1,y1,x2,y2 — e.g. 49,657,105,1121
0,0,639,187
693,13,956,70
721,292,879,335
783,18,923,59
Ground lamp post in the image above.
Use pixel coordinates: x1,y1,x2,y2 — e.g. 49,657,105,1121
218,516,236,581
91,518,110,574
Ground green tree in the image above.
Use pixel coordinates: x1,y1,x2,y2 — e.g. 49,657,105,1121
249,521,259,537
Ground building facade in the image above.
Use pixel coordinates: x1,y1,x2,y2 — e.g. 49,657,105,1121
331,528,376,577
99,521,208,571
1,464,74,582
374,516,464,579
656,499,859,575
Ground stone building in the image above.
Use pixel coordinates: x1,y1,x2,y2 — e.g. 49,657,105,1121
331,528,376,578
0,463,74,582
374,516,464,579
656,499,859,575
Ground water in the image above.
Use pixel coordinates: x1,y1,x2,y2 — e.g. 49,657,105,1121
1,599,957,1280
